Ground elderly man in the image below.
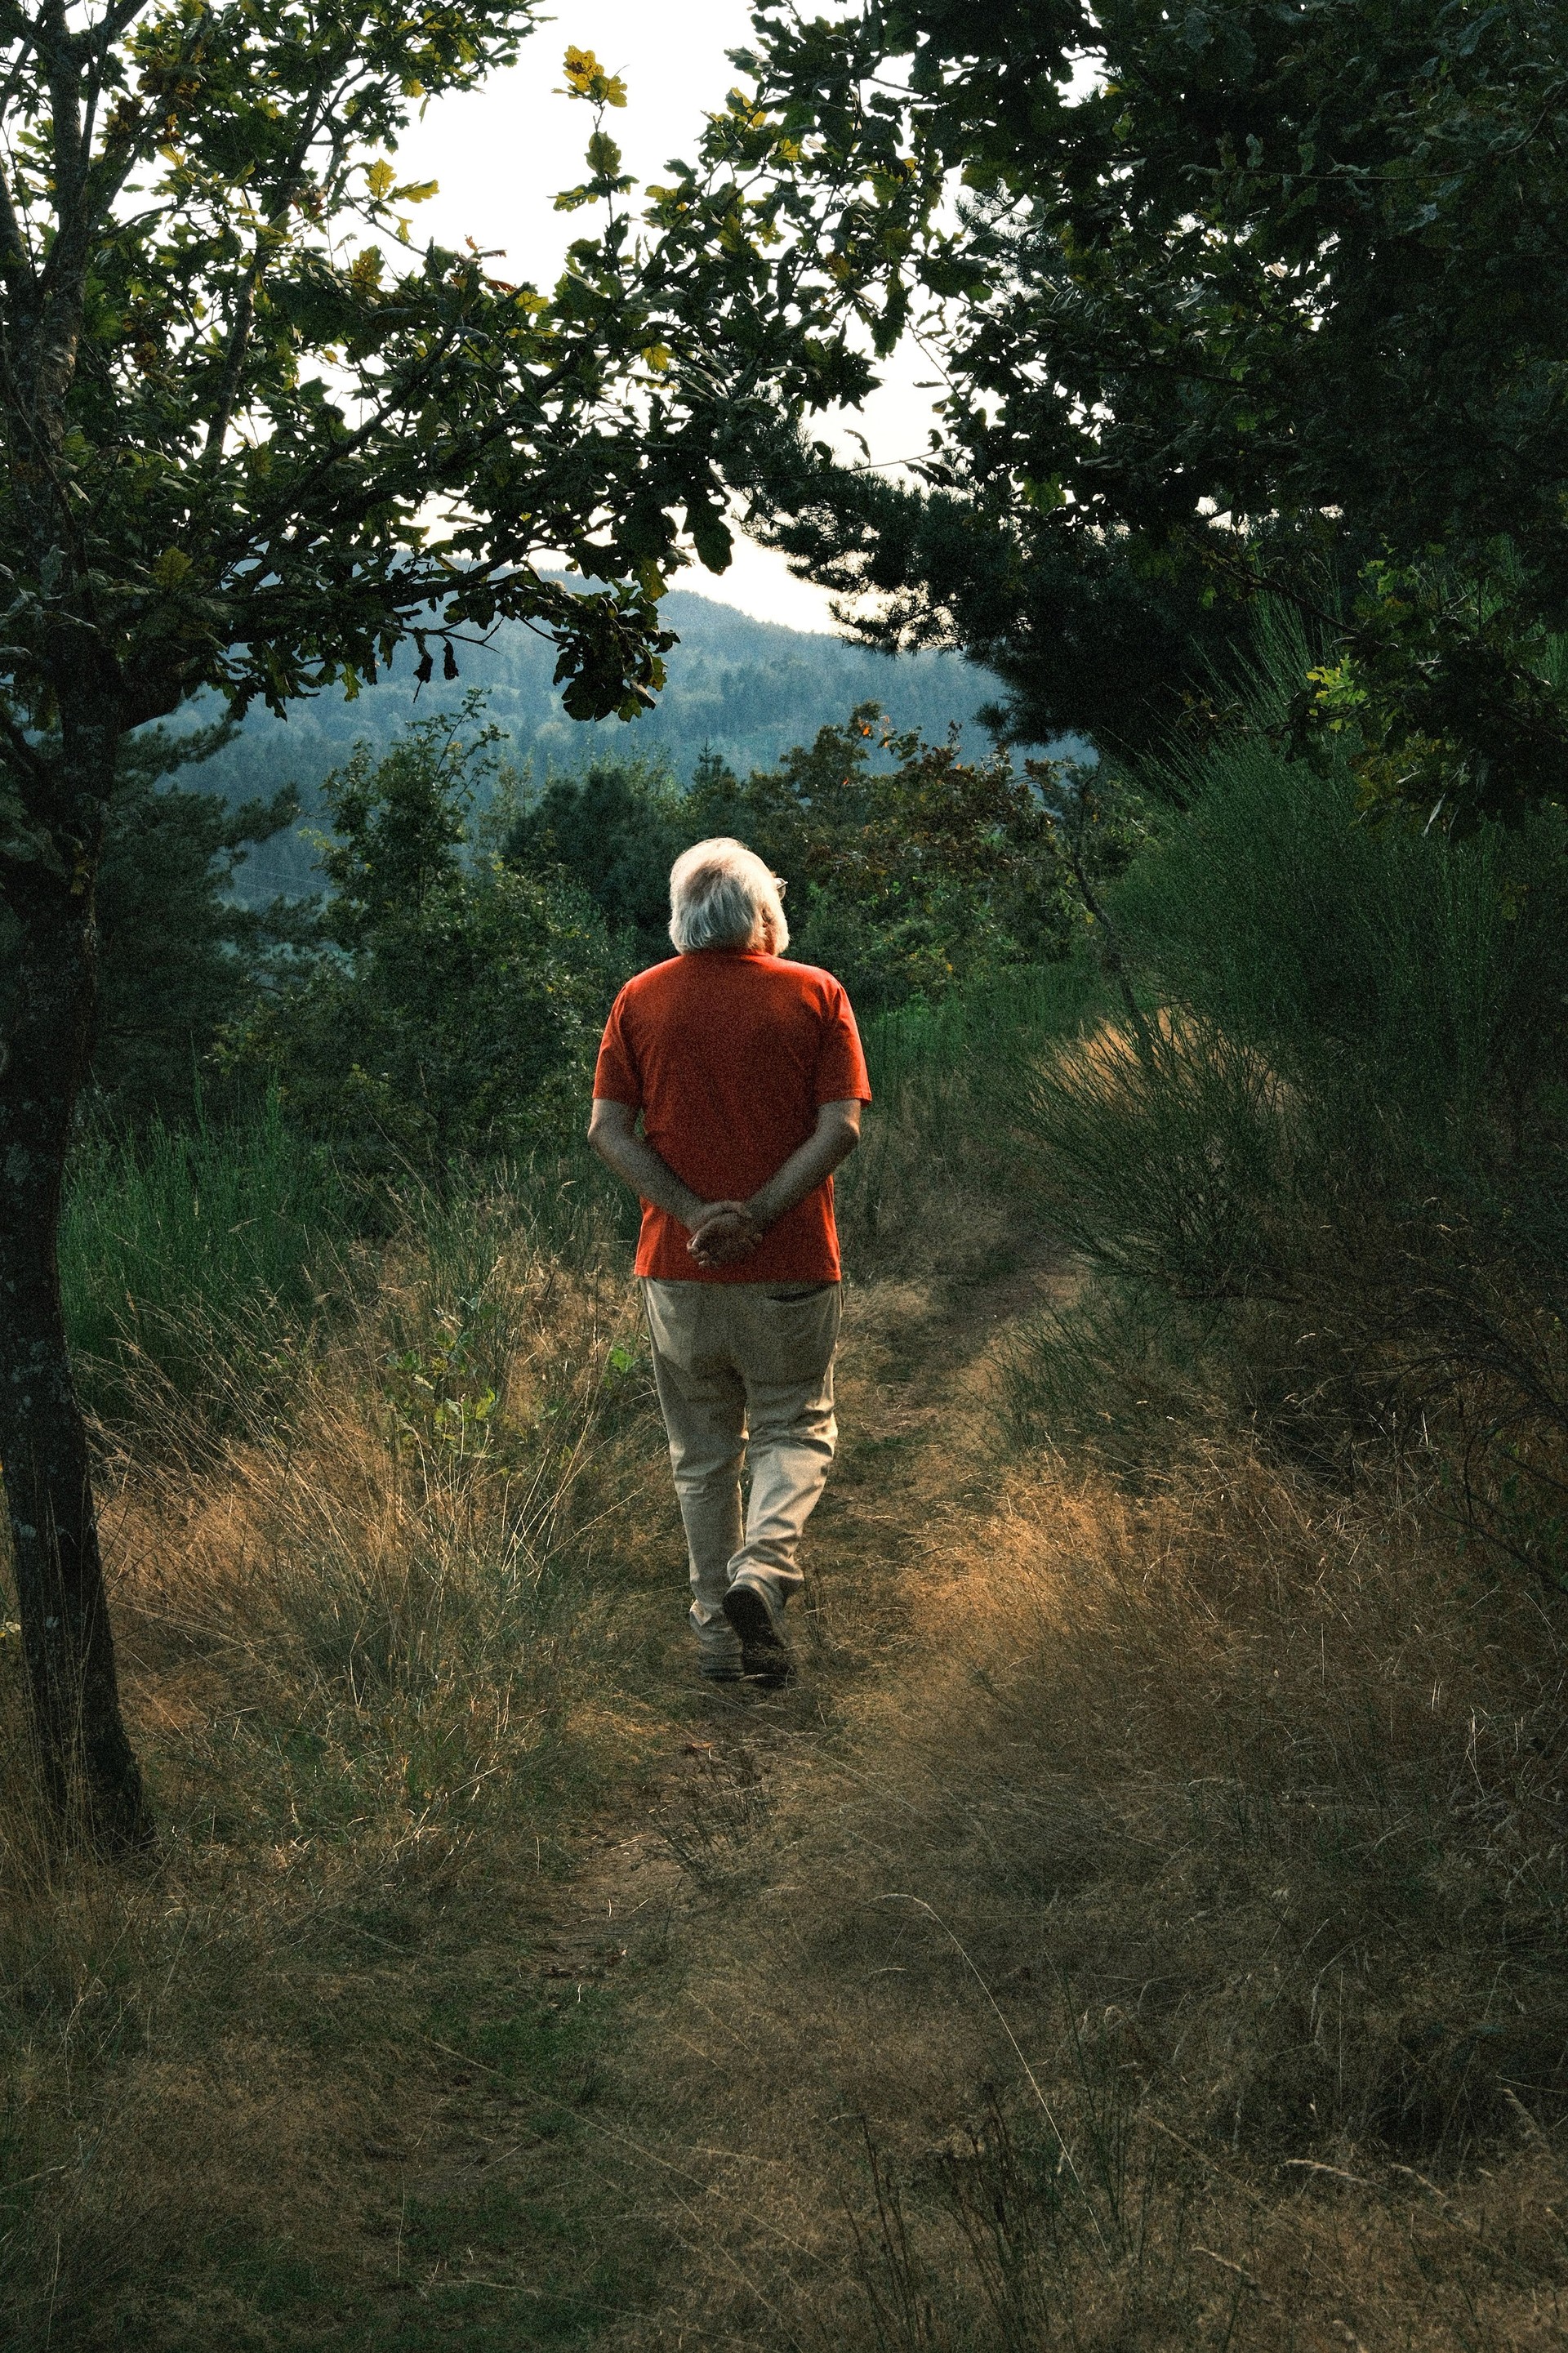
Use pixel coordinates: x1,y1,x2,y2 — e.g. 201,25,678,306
588,837,871,1684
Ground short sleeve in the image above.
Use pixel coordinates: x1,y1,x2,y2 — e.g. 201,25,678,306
593,989,644,1107
814,980,872,1105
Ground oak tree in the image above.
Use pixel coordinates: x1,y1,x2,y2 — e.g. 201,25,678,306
0,2,844,1848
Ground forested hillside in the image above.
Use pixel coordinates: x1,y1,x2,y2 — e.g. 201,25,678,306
198,593,1000,902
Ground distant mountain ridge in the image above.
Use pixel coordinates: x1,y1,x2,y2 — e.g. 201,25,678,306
198,592,1002,902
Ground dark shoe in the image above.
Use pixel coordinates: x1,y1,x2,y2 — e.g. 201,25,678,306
723,1580,792,1682
698,1649,745,1683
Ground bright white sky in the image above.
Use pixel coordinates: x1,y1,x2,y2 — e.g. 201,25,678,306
400,0,941,632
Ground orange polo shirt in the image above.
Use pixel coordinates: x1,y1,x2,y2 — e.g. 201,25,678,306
592,951,871,1283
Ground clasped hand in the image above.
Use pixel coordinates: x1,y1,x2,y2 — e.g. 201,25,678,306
687,1199,764,1268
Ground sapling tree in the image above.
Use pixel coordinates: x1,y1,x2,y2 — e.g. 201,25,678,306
0,2,844,1849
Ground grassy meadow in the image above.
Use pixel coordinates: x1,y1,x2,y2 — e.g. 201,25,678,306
4,730,1568,2346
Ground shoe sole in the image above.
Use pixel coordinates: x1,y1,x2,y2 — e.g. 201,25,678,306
723,1584,791,1682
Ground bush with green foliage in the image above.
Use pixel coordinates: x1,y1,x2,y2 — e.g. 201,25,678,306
501,706,1082,1014
685,706,1074,1011
501,753,688,967
234,713,624,1170
1010,626,1568,1566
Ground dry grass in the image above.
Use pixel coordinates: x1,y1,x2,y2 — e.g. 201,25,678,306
0,1184,688,2347
547,1285,1568,2351
3,1112,1568,2348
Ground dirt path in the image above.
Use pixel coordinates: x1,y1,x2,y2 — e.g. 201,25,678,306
344,1238,1071,2346
532,1237,1067,1994
361,1214,1568,2353
21,1152,1562,2345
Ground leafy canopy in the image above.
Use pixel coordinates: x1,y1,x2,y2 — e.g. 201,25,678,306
0,0,896,898
0,1,678,771
721,0,1568,819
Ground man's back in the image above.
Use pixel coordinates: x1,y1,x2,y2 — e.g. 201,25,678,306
593,947,868,1282
589,837,869,1682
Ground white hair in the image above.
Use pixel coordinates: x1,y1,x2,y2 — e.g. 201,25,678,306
668,837,790,956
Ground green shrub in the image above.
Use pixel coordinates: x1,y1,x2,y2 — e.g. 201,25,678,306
505,716,1082,1014
232,712,626,1170
1009,627,1568,1544
501,753,688,968
1119,630,1568,1185
245,859,621,1170
686,710,1076,1012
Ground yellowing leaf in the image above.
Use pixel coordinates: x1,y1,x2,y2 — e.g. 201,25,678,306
561,44,626,105
152,546,192,590
640,343,670,372
394,178,439,204
366,158,395,201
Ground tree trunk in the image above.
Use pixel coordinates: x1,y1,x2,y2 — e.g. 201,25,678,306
0,730,154,1858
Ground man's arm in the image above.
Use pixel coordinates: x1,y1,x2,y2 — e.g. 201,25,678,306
587,1096,863,1270
688,1099,863,1268
745,1099,862,1232
586,1099,720,1231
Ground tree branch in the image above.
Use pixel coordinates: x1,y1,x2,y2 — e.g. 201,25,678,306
0,689,51,791
96,0,156,46
0,149,32,290
203,80,336,460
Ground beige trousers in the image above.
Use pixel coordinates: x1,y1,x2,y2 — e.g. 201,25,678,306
642,1277,842,1660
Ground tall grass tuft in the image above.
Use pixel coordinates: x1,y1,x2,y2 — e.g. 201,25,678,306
841,959,1107,1267
1120,619,1568,1183
60,1091,349,1428
2,1164,672,2346
573,1292,1568,2350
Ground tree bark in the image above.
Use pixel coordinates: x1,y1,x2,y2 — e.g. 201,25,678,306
0,711,154,1859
